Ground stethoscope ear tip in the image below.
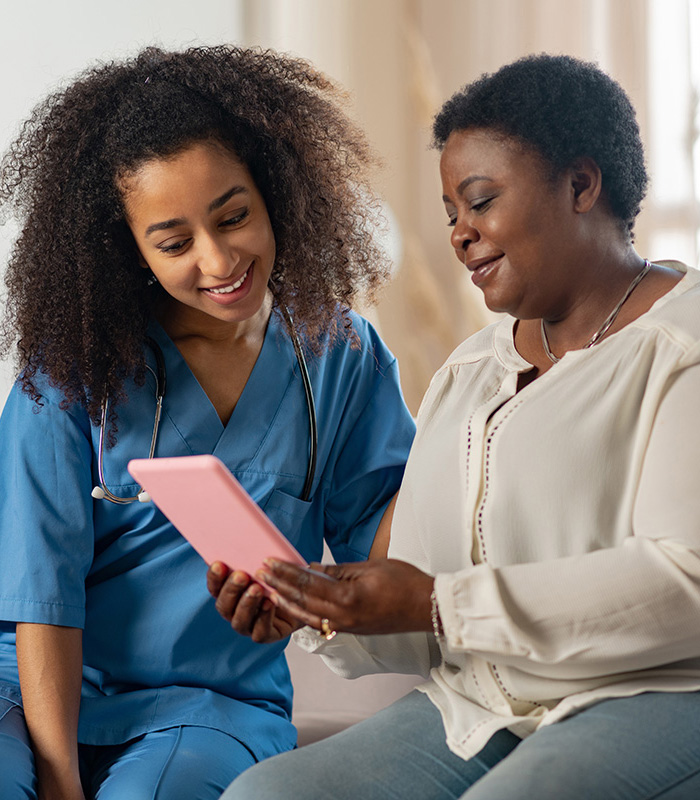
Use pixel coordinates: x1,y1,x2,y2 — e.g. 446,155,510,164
137,490,152,503
91,486,106,500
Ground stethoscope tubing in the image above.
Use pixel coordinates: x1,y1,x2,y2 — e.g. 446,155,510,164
92,336,166,503
92,315,317,504
279,304,317,502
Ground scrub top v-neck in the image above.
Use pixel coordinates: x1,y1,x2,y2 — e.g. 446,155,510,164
147,311,291,458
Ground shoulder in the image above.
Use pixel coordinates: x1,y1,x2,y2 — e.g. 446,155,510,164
413,319,506,422
314,308,399,377
304,309,412,435
440,319,503,368
1,369,90,431
5,369,71,410
636,264,700,363
0,376,92,465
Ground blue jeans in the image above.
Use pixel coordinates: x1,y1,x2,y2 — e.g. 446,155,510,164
0,698,256,800
222,689,700,799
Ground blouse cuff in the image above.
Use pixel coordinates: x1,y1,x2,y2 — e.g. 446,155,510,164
292,626,355,654
434,570,480,651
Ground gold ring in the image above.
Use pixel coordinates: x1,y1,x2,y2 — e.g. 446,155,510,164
320,618,337,641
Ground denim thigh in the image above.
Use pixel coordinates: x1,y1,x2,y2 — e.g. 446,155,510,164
463,691,700,800
222,690,520,800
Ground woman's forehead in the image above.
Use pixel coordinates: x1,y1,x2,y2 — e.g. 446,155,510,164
439,129,544,187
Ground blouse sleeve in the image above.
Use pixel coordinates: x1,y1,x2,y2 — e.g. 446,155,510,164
0,380,95,629
292,627,439,680
435,360,700,679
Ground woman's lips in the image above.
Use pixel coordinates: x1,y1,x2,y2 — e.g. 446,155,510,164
468,256,503,287
201,264,254,305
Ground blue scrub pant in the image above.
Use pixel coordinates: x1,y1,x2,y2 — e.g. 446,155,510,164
0,698,256,799
223,689,700,800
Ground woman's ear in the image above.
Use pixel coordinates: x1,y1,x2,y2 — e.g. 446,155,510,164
569,157,603,214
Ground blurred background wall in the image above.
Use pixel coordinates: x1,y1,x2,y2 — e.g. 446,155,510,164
1,0,699,411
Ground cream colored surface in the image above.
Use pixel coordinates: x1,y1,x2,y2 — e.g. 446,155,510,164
296,262,700,760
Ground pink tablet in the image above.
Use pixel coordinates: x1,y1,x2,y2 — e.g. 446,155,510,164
127,455,307,585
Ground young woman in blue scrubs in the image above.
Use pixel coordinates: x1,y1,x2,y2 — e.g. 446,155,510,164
0,46,414,799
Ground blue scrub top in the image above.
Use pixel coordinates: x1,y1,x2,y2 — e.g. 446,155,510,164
0,309,415,760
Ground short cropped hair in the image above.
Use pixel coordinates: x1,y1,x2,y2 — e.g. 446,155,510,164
433,54,648,235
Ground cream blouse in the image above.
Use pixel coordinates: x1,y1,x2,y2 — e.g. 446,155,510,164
295,261,700,761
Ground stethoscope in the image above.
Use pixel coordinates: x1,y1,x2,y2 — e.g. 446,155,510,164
91,307,318,504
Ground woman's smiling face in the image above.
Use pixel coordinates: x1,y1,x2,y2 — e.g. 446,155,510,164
122,140,276,331
440,128,581,320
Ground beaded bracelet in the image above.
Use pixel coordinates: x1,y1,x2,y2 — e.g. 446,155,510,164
430,587,444,641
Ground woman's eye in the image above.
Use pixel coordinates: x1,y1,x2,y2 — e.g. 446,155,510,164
447,216,457,227
470,198,493,213
220,209,250,227
158,238,191,254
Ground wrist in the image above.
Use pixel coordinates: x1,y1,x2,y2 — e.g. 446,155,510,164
36,759,83,800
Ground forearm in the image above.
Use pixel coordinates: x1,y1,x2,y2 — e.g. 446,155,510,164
16,623,84,800
436,537,700,678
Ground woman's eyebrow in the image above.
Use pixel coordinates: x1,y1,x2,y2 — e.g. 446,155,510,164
208,185,248,212
442,175,492,204
456,175,491,195
145,218,186,237
144,186,250,237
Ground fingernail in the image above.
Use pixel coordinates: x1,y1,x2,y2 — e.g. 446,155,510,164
233,572,248,586
211,562,225,576
263,558,280,569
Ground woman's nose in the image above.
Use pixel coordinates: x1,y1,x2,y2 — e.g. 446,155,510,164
450,216,479,255
198,238,239,277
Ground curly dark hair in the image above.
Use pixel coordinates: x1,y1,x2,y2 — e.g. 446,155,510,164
0,45,387,423
432,53,648,236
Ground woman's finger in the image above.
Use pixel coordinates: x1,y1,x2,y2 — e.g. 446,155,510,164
206,561,230,598
267,590,325,630
260,561,339,598
249,597,276,643
230,581,267,635
214,570,253,621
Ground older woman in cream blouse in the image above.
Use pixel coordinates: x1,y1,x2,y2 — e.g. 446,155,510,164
213,54,700,800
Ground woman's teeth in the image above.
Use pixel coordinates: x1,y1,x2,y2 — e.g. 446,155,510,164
207,270,248,294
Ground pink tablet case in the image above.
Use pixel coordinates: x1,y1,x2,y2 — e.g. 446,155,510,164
127,455,307,578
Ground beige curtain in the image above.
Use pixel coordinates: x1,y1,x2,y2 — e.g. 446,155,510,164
243,0,651,412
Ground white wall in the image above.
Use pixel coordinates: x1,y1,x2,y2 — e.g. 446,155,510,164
0,0,244,407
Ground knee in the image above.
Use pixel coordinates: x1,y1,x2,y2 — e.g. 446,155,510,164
221,758,285,800
221,751,319,800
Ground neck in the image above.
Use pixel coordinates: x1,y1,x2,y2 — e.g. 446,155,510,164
157,292,273,347
540,247,645,343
